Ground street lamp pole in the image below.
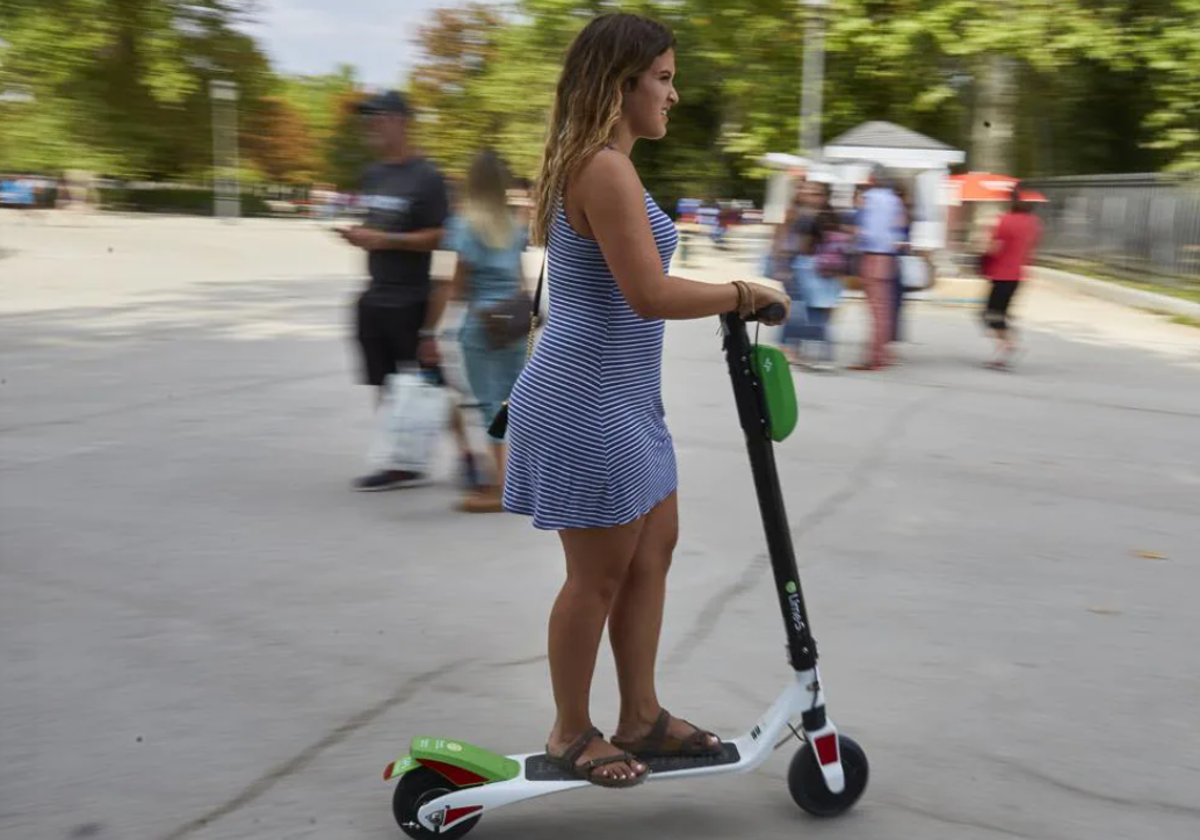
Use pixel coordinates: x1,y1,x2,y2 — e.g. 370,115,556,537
800,0,828,158
210,79,240,220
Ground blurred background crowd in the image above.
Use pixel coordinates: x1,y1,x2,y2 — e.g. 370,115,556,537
6,1,1200,492
3,0,1200,361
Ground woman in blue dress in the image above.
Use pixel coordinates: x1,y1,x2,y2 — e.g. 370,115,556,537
501,13,789,788
442,150,528,513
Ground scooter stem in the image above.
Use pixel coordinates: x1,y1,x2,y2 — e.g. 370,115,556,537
720,312,820,680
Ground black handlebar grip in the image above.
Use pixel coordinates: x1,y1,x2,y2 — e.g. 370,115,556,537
748,302,786,323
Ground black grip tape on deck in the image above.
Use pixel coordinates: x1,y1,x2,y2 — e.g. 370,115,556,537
525,742,742,782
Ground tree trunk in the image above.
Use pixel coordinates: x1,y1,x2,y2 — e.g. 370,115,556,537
971,54,1018,174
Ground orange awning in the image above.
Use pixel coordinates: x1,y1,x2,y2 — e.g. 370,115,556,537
949,172,1047,203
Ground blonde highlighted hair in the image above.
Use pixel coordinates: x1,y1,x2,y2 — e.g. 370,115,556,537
530,13,675,245
463,148,516,250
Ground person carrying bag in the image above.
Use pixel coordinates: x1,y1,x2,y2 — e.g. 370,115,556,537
438,150,541,511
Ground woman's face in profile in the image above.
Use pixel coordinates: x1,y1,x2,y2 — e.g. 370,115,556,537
624,49,679,141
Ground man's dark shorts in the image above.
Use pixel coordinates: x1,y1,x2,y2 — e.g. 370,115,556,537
355,292,428,387
983,280,1020,331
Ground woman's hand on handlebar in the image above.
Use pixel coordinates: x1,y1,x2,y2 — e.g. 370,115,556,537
732,281,790,326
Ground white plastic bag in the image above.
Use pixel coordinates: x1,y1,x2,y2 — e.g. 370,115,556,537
434,303,472,397
368,367,450,473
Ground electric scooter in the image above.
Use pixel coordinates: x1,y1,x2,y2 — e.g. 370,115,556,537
381,306,869,838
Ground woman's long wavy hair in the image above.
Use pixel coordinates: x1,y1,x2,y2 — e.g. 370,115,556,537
530,13,675,246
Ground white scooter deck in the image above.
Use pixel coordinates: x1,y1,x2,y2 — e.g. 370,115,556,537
415,669,843,834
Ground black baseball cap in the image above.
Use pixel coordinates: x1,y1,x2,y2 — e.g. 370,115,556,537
356,90,410,116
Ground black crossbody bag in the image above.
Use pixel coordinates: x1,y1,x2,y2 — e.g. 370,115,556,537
486,244,546,439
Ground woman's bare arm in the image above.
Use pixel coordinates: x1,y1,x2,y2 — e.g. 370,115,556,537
579,151,743,321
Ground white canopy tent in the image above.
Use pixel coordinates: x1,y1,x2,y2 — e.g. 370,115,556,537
820,121,965,251
759,152,812,225
822,121,965,170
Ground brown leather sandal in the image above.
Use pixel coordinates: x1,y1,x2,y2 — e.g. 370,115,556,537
544,727,649,788
612,709,723,758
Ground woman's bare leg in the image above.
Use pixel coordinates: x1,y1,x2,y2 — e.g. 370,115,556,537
490,442,507,487
547,520,649,782
609,493,720,749
459,441,507,512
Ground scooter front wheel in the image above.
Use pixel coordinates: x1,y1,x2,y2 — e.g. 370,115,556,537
787,735,869,817
393,766,481,839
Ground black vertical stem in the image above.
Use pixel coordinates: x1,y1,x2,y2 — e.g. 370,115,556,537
720,313,818,673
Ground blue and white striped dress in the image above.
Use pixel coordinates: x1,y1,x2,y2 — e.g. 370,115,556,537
502,192,679,530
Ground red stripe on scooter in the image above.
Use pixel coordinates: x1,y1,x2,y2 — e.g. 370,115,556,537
814,734,839,765
418,759,488,787
445,806,483,825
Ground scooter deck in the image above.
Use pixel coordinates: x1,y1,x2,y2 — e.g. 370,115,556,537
524,742,741,782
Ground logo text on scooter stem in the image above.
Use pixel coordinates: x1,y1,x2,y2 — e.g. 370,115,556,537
789,592,806,635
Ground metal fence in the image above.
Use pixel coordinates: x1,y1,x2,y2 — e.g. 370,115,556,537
1024,173,1200,285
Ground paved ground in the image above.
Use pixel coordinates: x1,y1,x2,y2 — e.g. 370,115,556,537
3,213,1200,840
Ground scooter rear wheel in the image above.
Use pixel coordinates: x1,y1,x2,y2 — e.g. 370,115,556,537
787,735,869,817
393,766,481,839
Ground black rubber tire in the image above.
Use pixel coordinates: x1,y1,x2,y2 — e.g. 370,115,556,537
787,734,869,817
393,766,481,839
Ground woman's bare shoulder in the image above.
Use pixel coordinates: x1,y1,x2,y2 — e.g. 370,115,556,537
576,148,642,196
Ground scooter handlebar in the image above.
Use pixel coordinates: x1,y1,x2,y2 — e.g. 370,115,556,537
744,302,787,323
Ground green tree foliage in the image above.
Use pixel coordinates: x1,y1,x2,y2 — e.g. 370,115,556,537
816,0,1200,174
241,94,320,185
2,0,1197,192
0,0,274,178
324,89,372,191
405,3,506,179
397,0,1200,196
1133,0,1200,172
281,65,369,186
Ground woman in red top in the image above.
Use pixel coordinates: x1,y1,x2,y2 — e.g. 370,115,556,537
981,184,1041,369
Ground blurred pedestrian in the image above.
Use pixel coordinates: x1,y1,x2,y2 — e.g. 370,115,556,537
851,167,904,371
840,183,868,278
766,178,805,286
335,90,451,491
501,12,787,788
438,150,529,513
981,183,1041,369
779,180,831,366
799,183,848,370
891,184,913,345
700,196,724,247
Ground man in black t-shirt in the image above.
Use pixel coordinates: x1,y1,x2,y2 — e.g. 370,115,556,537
336,90,451,491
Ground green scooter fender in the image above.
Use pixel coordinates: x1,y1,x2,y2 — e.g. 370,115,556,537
383,737,521,786
382,754,420,781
